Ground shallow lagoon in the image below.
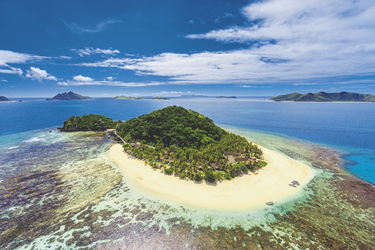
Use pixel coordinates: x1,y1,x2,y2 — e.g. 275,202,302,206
0,98,374,248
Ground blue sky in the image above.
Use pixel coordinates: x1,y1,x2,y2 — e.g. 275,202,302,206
1,0,375,98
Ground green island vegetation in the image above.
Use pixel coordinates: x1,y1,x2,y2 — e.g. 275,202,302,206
216,96,237,98
0,96,10,101
60,114,117,132
113,96,144,100
271,91,375,102
116,106,266,182
113,96,169,100
47,91,92,101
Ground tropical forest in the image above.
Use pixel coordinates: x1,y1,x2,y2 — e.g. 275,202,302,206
116,106,265,182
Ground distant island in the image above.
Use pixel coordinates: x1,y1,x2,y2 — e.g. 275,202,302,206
113,96,169,100
216,96,237,98
0,96,10,101
271,91,375,102
0,96,21,102
61,106,266,183
47,91,92,101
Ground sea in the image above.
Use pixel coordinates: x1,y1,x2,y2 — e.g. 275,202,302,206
0,97,374,249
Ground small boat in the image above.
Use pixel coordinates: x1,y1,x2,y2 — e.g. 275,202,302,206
289,183,297,187
292,180,300,185
266,201,274,205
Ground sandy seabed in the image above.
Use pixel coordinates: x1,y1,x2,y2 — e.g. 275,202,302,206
108,144,314,211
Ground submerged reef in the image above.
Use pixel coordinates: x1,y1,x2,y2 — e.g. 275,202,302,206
0,130,374,249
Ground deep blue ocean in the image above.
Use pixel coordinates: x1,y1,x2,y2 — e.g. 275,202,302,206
1,97,374,184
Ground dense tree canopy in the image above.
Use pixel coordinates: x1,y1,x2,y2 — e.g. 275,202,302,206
117,106,265,182
62,114,116,132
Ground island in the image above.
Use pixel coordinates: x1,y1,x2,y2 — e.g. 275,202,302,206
47,91,92,101
60,106,265,182
216,96,237,98
59,106,314,210
271,91,375,102
113,96,169,100
0,96,10,101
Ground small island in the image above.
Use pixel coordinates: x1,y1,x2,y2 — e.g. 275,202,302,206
60,106,265,182
271,91,375,102
216,96,237,98
0,96,10,102
47,91,92,101
60,106,314,210
113,96,169,100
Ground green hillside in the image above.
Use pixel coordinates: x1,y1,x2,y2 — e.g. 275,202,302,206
271,91,375,102
116,106,264,182
61,114,116,132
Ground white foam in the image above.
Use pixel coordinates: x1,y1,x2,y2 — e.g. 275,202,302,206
24,136,46,143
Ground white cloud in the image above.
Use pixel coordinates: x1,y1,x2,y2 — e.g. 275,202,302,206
75,0,375,86
72,47,120,57
59,56,72,60
59,18,120,33
1,79,8,83
58,76,164,87
188,18,205,25
73,75,94,82
215,13,235,23
106,76,115,80
26,67,58,81
0,50,46,76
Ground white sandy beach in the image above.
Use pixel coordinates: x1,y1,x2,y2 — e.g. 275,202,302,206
108,144,314,211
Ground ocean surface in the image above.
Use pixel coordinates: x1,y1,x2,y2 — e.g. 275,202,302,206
1,97,374,183
0,97,374,249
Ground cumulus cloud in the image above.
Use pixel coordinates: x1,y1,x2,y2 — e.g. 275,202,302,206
73,75,94,82
26,67,58,81
72,47,120,57
0,50,46,76
58,75,164,87
76,0,375,86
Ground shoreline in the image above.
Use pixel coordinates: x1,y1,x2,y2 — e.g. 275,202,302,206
107,143,315,211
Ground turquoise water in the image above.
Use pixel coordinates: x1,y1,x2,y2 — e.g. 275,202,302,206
0,98,374,248
1,97,374,184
